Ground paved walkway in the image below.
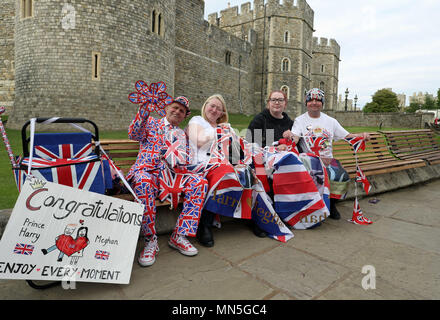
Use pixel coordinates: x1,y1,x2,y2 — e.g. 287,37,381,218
1,179,439,300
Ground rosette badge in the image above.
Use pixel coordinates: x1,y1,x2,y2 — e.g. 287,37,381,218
128,81,173,117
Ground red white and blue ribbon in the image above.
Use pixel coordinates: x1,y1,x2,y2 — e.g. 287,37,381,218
0,107,18,168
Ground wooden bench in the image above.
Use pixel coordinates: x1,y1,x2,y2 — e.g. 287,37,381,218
380,129,440,165
99,139,173,206
332,132,426,178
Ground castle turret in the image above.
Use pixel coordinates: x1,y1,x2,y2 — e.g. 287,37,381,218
8,0,177,130
311,37,340,110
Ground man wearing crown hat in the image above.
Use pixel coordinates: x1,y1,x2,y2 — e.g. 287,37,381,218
127,96,208,267
286,88,370,220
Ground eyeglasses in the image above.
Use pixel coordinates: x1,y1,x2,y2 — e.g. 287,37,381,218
269,98,285,103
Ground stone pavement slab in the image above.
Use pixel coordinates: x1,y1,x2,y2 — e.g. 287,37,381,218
0,179,439,300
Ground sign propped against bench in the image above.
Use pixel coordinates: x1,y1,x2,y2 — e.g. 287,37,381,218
0,177,144,284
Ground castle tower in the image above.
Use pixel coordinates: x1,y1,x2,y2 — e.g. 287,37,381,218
311,37,340,110
8,0,177,130
209,0,340,117
0,0,15,115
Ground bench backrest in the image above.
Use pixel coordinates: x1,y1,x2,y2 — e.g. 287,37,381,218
332,132,394,169
380,129,440,158
99,139,139,174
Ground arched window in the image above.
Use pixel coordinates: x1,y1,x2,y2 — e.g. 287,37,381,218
281,85,290,99
305,63,309,77
225,51,232,65
281,58,290,72
321,64,325,73
319,81,325,90
284,31,290,44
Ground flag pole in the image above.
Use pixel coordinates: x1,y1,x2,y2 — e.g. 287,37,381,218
0,107,18,169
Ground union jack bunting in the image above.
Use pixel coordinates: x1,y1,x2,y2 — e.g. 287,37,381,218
356,165,371,195
272,152,330,229
349,197,373,225
95,250,110,260
13,243,35,255
344,136,366,153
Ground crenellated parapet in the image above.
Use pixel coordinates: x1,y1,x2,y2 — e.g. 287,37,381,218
209,0,314,29
312,37,340,58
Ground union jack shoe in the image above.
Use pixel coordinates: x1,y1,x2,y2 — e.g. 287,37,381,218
138,235,159,267
168,232,198,256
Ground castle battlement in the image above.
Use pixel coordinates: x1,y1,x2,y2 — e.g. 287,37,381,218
208,0,314,28
312,37,340,57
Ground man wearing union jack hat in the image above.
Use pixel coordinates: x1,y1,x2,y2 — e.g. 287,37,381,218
127,96,208,267
287,88,370,220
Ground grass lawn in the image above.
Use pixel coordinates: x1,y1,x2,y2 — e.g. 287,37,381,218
0,112,422,210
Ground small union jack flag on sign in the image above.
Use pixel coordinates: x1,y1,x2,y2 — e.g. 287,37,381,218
13,243,35,255
95,250,110,260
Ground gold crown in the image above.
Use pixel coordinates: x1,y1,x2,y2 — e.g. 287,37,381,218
30,179,46,190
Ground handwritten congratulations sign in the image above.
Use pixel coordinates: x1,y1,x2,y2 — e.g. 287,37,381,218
0,177,144,284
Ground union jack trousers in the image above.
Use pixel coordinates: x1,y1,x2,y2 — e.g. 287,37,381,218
127,111,208,238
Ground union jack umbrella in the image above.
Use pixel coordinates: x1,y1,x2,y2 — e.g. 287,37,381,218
128,81,173,118
13,243,35,255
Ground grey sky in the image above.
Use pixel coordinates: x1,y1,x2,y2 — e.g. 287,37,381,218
204,0,440,108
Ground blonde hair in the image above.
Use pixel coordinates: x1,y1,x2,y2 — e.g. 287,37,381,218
201,94,229,124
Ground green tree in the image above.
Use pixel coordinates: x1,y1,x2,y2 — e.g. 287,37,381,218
405,102,422,113
363,89,399,113
437,88,440,108
423,94,436,110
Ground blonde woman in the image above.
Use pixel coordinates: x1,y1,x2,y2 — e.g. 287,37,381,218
187,95,292,246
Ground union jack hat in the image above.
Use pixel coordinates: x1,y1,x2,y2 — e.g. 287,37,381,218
305,88,325,106
169,96,191,117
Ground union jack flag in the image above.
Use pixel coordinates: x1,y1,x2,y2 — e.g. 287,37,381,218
252,181,294,243
162,129,190,168
344,136,366,153
349,197,373,225
33,132,94,159
356,165,371,195
95,250,110,260
14,243,34,255
272,152,330,229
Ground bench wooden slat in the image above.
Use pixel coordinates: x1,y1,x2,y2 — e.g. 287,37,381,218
380,129,440,165
333,132,426,177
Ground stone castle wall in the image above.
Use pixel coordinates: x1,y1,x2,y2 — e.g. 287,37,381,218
327,111,433,129
8,0,176,130
174,0,257,115
0,0,15,115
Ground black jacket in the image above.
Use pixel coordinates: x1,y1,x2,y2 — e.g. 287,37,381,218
247,109,294,148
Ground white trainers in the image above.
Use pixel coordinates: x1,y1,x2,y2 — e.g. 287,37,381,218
138,235,159,267
168,232,198,256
